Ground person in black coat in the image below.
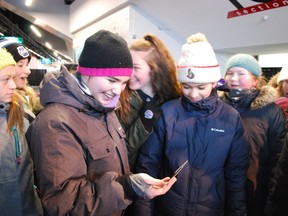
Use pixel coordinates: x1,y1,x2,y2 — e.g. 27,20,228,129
220,53,287,216
265,132,288,216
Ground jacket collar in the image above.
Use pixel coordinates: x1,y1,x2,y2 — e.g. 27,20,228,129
181,89,219,114
40,70,114,117
220,85,278,110
0,102,9,114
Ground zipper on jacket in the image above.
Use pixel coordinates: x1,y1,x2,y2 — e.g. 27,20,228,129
184,164,191,215
12,125,21,165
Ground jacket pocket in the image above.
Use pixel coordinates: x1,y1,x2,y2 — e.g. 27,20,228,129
86,135,114,160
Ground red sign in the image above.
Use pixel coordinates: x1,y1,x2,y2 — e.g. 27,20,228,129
227,0,288,18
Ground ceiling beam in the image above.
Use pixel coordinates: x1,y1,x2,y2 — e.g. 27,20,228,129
64,0,75,5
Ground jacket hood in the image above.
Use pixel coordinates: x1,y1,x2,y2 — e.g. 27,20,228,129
251,85,279,109
218,85,279,110
0,103,9,114
40,70,114,116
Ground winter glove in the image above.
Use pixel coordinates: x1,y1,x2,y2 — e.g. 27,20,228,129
139,97,161,132
216,82,230,92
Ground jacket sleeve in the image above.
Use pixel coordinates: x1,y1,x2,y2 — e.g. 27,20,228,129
265,133,288,216
267,106,286,194
124,116,152,171
225,116,250,215
26,118,134,216
133,116,166,216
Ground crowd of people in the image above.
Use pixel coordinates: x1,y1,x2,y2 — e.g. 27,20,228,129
0,29,288,216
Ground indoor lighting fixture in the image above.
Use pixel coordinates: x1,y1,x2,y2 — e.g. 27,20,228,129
30,25,42,37
45,42,52,49
25,0,33,7
27,48,45,59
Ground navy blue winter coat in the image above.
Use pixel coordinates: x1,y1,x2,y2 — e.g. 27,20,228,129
135,91,249,216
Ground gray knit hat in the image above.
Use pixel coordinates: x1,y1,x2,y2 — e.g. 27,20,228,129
225,54,262,77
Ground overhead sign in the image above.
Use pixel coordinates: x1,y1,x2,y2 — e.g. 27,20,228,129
227,0,288,19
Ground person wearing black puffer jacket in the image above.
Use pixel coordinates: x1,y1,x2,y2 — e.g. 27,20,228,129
265,132,288,216
219,53,287,216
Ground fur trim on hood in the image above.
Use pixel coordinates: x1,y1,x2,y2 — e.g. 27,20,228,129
218,85,279,110
251,85,279,110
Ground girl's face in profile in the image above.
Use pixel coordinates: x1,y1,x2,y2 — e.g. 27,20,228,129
225,67,258,90
83,75,130,106
0,65,16,103
14,58,31,89
182,82,216,103
129,50,153,97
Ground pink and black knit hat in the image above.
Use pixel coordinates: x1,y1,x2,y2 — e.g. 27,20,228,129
78,30,133,77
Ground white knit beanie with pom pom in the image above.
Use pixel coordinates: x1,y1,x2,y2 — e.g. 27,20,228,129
177,33,221,84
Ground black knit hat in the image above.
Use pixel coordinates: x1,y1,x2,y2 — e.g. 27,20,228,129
0,39,31,63
78,30,133,76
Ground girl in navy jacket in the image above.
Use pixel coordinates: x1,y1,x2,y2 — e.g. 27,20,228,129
135,33,249,216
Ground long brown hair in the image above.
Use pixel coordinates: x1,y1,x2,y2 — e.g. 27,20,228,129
118,33,182,124
17,84,43,114
7,91,25,135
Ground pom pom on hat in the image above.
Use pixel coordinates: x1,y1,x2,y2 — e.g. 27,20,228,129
78,30,133,77
0,48,16,71
177,32,221,84
225,54,262,77
0,39,31,63
277,66,288,84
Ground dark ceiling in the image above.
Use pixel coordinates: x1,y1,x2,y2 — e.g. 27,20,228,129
0,8,57,60
0,0,75,62
64,0,75,5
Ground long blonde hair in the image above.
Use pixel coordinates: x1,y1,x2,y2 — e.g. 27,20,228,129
17,84,42,114
7,91,25,135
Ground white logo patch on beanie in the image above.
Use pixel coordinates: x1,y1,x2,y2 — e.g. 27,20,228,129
177,33,221,84
16,46,30,59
